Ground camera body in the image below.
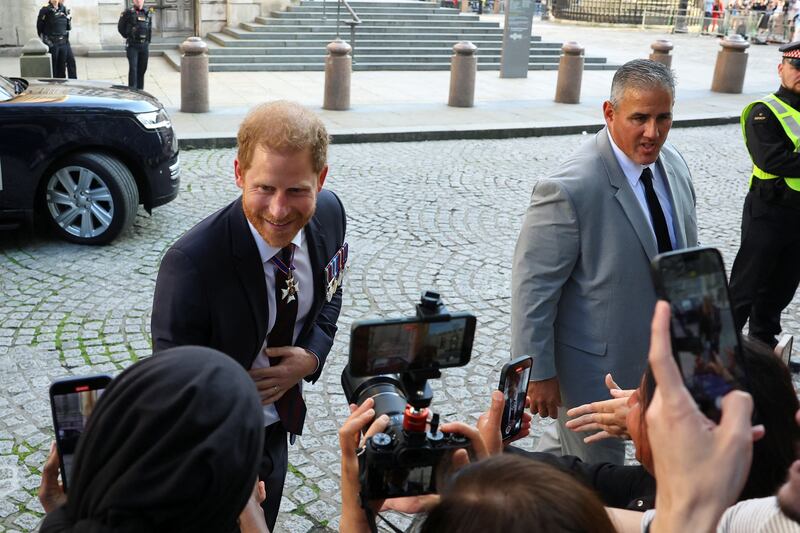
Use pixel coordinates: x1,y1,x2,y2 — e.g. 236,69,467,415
359,411,469,500
341,291,474,500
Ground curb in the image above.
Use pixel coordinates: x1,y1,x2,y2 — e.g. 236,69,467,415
177,114,741,150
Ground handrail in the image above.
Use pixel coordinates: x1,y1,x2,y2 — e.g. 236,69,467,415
336,0,362,62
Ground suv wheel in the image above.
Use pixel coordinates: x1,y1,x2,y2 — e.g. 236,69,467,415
43,153,139,245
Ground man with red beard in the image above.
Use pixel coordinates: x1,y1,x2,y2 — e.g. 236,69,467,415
151,101,347,530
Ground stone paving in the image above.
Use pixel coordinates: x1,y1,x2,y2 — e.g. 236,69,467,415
1,125,799,532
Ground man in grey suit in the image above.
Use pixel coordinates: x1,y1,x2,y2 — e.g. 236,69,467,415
511,59,698,464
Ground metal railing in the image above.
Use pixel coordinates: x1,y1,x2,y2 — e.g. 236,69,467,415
322,0,362,61
673,9,792,42
551,0,698,25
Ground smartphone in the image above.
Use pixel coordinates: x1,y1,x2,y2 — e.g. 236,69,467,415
651,247,746,422
49,374,112,491
349,312,477,376
498,355,533,441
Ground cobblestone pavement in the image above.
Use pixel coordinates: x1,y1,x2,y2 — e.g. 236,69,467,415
1,125,799,532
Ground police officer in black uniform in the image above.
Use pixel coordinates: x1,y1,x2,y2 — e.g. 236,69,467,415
59,0,77,79
118,0,152,90
729,41,800,348
37,0,72,78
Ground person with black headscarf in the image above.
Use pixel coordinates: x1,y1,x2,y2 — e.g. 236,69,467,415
37,346,267,533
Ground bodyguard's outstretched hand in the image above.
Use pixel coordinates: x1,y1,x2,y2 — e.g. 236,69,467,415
647,301,764,533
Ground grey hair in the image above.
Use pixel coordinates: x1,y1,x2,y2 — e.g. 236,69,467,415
609,59,676,107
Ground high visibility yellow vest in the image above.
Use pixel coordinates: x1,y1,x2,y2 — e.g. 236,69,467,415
740,94,800,192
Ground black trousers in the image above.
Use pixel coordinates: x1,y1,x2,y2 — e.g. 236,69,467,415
65,41,76,79
258,423,288,531
126,43,149,90
729,191,800,346
48,41,68,78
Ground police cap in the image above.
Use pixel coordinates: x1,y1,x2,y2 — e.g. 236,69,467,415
779,41,800,67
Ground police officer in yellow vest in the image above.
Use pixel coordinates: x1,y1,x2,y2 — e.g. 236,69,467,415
729,41,800,348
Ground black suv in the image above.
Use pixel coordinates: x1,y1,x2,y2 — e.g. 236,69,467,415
0,75,180,244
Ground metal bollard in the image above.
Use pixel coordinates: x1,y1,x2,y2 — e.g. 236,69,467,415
448,41,478,108
20,38,53,78
554,41,584,104
323,39,352,111
180,37,209,113
649,39,674,68
711,34,750,94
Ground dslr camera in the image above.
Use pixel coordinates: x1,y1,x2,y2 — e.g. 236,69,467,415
341,291,477,500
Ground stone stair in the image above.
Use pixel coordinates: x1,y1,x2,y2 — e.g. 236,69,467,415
163,0,616,72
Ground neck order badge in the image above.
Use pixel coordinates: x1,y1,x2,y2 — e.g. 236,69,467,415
271,246,298,303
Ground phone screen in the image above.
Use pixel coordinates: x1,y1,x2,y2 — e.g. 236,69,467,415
349,314,476,376
50,377,110,490
653,248,744,421
499,356,532,440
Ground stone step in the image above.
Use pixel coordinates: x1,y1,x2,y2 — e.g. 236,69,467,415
288,5,461,13
208,52,587,64
234,25,503,35
245,19,500,30
206,32,545,46
269,10,476,20
297,0,443,8
205,45,561,55
86,43,177,58
207,62,617,71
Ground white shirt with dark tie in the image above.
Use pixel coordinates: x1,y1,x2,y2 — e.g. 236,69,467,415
607,129,678,250
247,222,314,427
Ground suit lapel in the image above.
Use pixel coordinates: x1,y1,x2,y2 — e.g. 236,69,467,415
303,214,329,325
597,130,659,259
229,197,268,364
656,155,688,249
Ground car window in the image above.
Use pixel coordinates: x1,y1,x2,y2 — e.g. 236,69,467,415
0,76,16,102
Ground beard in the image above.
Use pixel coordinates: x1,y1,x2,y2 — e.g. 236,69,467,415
242,197,315,249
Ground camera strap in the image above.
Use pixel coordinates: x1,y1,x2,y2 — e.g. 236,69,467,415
359,497,405,533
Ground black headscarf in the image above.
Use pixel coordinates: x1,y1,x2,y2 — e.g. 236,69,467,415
40,346,264,533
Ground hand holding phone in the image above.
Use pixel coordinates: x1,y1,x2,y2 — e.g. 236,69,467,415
498,356,533,441
49,374,111,492
651,247,746,422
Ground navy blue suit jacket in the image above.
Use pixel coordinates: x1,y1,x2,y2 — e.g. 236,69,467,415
151,189,346,385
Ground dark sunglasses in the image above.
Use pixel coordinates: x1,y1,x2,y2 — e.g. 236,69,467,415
784,57,800,68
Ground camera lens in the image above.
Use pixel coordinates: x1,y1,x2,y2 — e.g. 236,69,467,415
341,365,407,427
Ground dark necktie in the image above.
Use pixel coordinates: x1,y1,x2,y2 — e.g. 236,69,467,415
640,167,673,254
267,245,306,436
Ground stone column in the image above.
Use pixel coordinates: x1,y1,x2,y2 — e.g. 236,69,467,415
649,39,674,68
180,37,209,113
711,34,750,94
324,39,352,111
20,38,53,79
554,41,584,104
448,41,478,108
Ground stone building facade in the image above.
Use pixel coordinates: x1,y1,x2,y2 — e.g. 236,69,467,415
1,0,290,51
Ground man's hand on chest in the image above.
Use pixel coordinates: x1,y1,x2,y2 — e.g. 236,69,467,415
247,347,318,405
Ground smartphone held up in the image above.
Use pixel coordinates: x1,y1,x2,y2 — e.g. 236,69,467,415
498,355,533,441
651,247,747,422
49,374,111,491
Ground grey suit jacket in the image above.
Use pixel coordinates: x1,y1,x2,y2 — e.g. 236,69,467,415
511,128,698,408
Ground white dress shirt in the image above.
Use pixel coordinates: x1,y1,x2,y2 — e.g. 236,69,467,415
247,222,313,427
607,129,678,250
